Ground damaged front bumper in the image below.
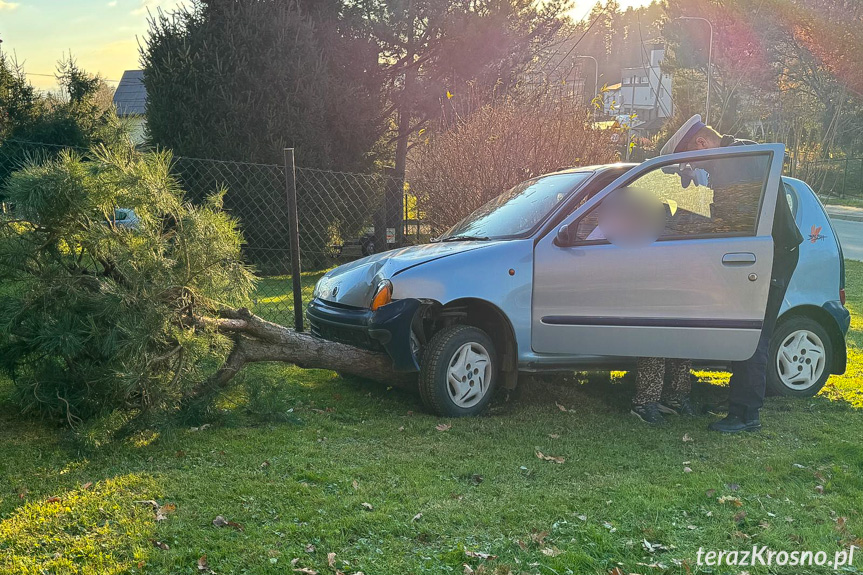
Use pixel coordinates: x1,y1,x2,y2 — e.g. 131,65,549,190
307,297,422,372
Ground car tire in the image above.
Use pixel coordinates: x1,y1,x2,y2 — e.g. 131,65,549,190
767,316,833,397
419,325,498,417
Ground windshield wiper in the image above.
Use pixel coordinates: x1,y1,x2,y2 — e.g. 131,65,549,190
437,235,491,242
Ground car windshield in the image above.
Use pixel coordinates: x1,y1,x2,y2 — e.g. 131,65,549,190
437,172,592,241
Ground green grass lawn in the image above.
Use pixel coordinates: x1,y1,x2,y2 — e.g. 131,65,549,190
2,265,863,575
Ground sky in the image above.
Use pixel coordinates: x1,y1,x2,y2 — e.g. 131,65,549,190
0,0,654,92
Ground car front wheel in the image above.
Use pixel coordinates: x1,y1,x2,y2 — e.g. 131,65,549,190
767,316,833,397
419,325,497,417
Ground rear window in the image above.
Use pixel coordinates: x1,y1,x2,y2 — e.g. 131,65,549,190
784,183,798,218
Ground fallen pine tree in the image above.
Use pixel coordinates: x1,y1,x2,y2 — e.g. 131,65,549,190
0,143,396,425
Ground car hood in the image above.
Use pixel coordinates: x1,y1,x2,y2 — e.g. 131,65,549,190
315,241,501,307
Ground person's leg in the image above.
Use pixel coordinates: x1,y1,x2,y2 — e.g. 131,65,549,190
712,279,790,432
632,357,665,424
727,331,769,420
660,359,695,415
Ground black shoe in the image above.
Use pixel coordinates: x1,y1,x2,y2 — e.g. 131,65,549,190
708,414,761,433
660,394,696,416
631,402,665,425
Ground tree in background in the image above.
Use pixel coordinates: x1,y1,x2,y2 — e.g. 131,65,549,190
0,53,123,196
358,0,570,240
662,0,863,159
143,0,384,171
411,97,618,233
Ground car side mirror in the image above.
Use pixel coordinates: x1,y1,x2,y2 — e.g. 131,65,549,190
556,223,573,247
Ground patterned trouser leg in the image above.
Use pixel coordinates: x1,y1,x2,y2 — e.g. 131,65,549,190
634,357,665,405
664,359,693,400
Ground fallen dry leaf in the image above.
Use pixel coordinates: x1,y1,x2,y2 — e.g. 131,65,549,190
555,402,567,412
705,489,716,497
608,568,626,575
548,434,560,439
530,531,549,545
815,485,825,494
718,496,743,507
135,500,159,509
293,569,318,575
734,511,747,522
327,552,336,568
435,423,451,432
361,502,373,511
470,474,483,485
412,513,422,522
197,555,214,573
535,451,565,464
836,517,848,532
683,467,692,473
151,539,170,550
305,544,316,553
682,433,694,442
541,547,562,557
351,480,359,490
212,515,243,530
46,496,61,504
260,460,270,469
81,482,93,490
465,551,497,560
463,565,475,575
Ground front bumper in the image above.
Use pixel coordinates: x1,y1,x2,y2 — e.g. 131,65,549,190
307,297,422,372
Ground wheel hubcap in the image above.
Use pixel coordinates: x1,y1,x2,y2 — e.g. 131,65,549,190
776,329,826,390
446,342,492,408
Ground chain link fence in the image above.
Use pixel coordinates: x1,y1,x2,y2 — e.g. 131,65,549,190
794,158,863,200
0,139,425,329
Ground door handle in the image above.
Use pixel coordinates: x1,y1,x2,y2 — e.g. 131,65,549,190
722,252,757,266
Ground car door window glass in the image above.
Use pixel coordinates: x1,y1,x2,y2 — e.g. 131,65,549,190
575,154,771,242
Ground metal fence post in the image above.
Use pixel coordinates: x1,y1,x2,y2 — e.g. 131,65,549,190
842,159,849,198
284,148,304,332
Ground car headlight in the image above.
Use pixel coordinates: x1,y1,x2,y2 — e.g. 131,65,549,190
370,279,393,310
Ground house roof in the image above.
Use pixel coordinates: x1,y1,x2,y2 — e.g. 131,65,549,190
113,70,147,116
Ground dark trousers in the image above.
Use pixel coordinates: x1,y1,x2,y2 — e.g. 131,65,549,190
727,272,793,420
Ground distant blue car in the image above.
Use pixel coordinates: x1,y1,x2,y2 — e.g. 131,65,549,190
309,144,849,416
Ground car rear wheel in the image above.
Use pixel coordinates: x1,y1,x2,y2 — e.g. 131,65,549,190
419,325,497,417
767,316,833,397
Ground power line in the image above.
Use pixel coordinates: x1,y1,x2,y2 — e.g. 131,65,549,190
636,16,673,119
542,3,610,80
25,72,121,83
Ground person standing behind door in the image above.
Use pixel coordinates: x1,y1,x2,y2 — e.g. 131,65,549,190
660,115,804,433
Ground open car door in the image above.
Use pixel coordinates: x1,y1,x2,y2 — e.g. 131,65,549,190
531,143,786,361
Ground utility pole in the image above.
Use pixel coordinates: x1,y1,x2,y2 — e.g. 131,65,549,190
576,55,598,120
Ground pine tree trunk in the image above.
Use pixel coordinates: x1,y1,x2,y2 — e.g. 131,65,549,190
194,308,409,399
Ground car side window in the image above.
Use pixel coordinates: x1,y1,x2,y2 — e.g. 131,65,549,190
784,183,798,218
575,153,772,243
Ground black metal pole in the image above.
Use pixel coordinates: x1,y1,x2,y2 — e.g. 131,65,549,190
842,159,849,198
284,148,304,332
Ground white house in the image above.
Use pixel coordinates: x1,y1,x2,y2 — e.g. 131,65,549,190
603,45,673,129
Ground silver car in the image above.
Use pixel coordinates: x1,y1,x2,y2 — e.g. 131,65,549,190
309,144,849,416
